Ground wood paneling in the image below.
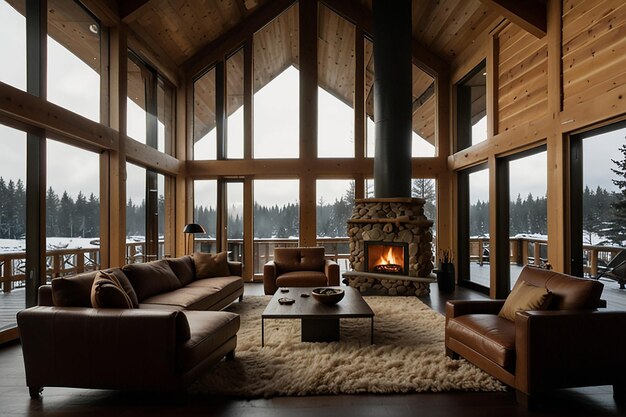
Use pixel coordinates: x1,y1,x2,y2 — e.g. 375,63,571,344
497,23,547,132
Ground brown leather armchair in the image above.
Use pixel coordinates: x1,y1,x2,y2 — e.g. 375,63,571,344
263,247,339,295
445,266,626,407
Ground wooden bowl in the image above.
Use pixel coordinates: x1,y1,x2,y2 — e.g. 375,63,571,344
311,288,345,305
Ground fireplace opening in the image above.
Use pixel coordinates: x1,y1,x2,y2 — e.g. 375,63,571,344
365,242,409,275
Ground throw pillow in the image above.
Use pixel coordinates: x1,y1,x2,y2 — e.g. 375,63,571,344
91,270,135,309
498,281,552,321
122,260,182,301
193,251,231,279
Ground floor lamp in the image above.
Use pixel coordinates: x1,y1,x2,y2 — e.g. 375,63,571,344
183,223,206,254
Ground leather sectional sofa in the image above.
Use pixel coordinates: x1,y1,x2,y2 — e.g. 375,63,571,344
17,253,243,398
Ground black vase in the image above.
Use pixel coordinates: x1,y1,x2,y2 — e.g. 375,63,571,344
436,262,455,293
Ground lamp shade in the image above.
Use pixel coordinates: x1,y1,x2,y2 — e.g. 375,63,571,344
183,223,206,234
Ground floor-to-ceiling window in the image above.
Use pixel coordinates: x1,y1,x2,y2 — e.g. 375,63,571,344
0,0,26,91
194,180,218,253
316,179,354,271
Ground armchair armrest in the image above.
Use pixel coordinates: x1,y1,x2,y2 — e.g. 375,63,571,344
37,284,53,306
227,261,242,277
324,259,340,286
17,306,190,391
515,310,626,395
445,299,506,322
263,260,278,295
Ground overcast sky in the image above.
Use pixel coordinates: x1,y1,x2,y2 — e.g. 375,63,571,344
0,1,623,213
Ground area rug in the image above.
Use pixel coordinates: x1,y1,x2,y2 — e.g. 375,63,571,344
189,296,506,398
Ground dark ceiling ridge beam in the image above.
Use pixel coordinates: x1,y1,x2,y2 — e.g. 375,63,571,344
413,82,435,113
480,0,547,39
184,0,297,78
120,0,154,23
319,0,448,78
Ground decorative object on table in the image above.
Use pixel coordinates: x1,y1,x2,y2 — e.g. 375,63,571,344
278,297,295,305
182,223,206,254
280,288,290,293
436,249,455,293
300,293,310,298
311,287,345,305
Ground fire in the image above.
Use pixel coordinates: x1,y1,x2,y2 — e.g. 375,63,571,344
378,246,401,266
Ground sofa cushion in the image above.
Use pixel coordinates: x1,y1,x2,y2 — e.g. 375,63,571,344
52,268,138,308
276,271,328,287
515,266,603,310
274,247,325,273
141,286,225,310
122,260,182,302
91,270,134,309
498,281,551,321
186,276,244,296
165,256,195,286
193,251,231,279
447,314,516,371
177,310,240,372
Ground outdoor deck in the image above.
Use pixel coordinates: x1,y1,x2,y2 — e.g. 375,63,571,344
3,264,626,331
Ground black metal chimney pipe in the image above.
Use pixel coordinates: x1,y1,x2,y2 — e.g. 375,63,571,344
373,0,412,198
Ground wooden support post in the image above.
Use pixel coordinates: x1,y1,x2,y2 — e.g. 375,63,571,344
176,76,189,257
491,155,511,297
243,178,254,281
354,28,365,160
435,69,452,266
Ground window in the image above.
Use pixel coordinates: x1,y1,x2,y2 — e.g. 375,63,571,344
316,179,354,272
226,181,244,262
253,179,299,273
458,164,490,291
127,54,148,144
0,0,26,91
571,122,626,278
194,180,217,253
157,78,174,155
508,149,547,287
411,178,437,227
226,49,244,159
0,123,26,333
412,66,436,157
126,162,146,263
253,3,299,159
193,67,217,160
456,61,487,151
317,5,355,158
47,0,100,122
365,38,375,157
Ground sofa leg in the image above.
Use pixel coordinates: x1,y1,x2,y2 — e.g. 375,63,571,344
226,350,235,361
613,383,626,402
516,390,539,410
239,294,244,302
29,386,42,400
445,347,459,360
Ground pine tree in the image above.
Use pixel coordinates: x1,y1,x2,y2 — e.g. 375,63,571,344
607,142,626,245
46,187,60,237
411,178,436,225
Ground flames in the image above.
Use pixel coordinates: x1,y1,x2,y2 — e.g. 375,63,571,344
378,246,401,266
371,245,404,274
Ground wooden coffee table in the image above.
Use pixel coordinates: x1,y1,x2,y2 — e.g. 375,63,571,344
261,286,374,346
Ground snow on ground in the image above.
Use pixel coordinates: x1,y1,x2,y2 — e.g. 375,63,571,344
0,237,149,254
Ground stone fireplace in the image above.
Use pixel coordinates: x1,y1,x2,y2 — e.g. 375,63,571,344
344,198,435,296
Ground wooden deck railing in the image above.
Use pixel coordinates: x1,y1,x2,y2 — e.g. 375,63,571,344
1,237,621,293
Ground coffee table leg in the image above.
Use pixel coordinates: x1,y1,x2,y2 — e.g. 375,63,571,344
262,317,265,347
301,318,340,342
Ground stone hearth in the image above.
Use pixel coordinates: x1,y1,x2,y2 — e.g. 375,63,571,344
345,198,434,296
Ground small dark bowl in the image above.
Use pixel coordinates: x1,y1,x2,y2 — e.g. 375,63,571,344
311,288,345,305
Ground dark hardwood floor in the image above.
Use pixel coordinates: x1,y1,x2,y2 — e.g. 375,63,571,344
1,282,624,417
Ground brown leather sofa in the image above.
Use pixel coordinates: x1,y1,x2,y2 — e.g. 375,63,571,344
263,247,339,295
445,266,626,407
17,254,243,398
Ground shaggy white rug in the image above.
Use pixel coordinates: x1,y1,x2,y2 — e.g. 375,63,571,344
190,296,506,398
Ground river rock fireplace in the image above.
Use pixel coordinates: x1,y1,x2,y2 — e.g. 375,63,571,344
344,198,435,296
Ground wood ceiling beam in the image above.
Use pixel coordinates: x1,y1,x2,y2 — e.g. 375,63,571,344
480,0,546,39
319,0,448,78
184,0,297,77
413,82,435,113
120,0,154,24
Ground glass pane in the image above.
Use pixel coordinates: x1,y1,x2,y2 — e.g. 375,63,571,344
253,3,299,159
157,173,166,258
411,178,437,228
126,163,146,263
0,123,26,332
582,127,626,277
253,179,299,273
47,0,100,122
193,67,216,160
457,62,487,150
193,180,217,254
226,49,244,159
157,79,174,155
0,0,26,90
227,182,244,263
469,168,489,287
365,178,374,198
46,139,100,281
127,56,147,144
316,179,354,273
412,65,436,157
318,5,355,158
509,151,547,287
365,38,375,157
